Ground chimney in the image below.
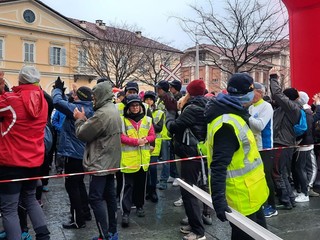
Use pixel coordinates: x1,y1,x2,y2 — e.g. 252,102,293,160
99,22,106,30
135,31,142,38
96,20,103,26
79,20,86,29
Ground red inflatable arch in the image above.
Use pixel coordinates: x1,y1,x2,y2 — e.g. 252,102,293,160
282,0,320,100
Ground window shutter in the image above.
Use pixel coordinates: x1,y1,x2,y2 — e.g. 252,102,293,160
30,44,34,63
61,48,66,66
49,47,54,65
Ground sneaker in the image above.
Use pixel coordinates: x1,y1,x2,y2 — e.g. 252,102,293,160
121,214,129,228
263,205,278,218
136,207,145,217
309,188,320,197
295,194,309,203
180,225,192,234
172,178,179,187
276,202,293,210
180,216,189,225
108,232,119,240
202,214,212,225
167,176,175,183
182,232,206,240
173,197,183,207
21,232,32,240
0,231,7,239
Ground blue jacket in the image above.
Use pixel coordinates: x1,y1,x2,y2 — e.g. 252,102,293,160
52,88,94,159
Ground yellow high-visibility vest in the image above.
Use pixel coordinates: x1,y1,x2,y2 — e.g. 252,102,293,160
121,116,152,173
151,110,163,156
207,113,269,216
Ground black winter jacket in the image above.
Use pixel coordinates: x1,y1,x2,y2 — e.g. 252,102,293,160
166,96,208,158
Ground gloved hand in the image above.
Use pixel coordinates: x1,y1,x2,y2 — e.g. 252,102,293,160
161,94,177,112
214,200,232,222
54,77,65,91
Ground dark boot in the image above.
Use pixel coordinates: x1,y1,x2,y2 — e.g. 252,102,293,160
149,187,158,203
34,226,50,240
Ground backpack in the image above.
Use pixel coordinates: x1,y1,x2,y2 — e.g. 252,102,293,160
44,124,53,154
294,109,308,137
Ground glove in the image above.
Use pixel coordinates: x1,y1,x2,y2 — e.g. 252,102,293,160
161,94,177,112
214,200,232,222
54,77,65,91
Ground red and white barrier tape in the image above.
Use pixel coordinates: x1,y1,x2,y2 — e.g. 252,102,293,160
0,143,318,183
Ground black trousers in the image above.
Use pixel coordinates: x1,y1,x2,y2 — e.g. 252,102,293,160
64,157,90,225
120,168,147,215
180,159,205,236
230,207,267,240
260,150,276,208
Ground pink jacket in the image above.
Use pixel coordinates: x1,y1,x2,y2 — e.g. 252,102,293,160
121,118,156,146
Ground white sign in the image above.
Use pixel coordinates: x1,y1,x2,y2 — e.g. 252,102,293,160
160,63,181,81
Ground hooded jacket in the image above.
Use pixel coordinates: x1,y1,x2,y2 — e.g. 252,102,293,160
52,88,94,159
0,84,48,169
75,82,122,175
270,78,301,146
166,95,208,158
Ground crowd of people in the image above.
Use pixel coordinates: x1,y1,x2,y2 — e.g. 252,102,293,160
0,66,320,240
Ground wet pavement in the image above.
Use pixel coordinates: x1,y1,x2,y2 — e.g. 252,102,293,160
2,176,320,240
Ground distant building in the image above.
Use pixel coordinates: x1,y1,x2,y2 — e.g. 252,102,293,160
180,39,290,94
0,0,182,92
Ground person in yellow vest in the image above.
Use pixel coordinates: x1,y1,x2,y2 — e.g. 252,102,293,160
115,81,152,202
120,94,156,228
204,73,269,240
143,91,163,203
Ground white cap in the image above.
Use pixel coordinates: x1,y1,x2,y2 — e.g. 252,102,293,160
299,91,309,105
19,66,40,84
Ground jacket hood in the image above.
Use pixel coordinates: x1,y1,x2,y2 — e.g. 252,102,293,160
12,84,46,118
92,82,113,110
205,93,251,124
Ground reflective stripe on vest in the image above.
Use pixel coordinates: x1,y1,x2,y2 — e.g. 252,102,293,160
210,114,263,178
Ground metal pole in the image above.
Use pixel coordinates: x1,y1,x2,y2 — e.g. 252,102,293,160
195,36,199,79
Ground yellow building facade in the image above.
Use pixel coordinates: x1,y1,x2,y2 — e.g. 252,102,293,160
0,0,96,93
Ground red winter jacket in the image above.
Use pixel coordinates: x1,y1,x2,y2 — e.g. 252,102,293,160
0,84,48,168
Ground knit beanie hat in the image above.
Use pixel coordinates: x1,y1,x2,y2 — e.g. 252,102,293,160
186,79,206,96
76,86,92,101
169,80,182,91
283,88,299,101
125,81,139,93
19,66,40,84
156,80,169,92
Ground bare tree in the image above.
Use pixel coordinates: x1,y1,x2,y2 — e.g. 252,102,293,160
135,39,182,88
177,0,289,74
79,23,150,88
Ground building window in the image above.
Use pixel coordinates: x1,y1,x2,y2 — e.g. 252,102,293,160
199,52,206,61
183,78,189,84
213,79,218,83
24,42,34,63
78,49,87,67
49,46,66,66
0,39,3,60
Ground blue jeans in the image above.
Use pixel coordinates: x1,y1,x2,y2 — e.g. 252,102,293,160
160,140,170,181
0,180,50,240
89,174,117,236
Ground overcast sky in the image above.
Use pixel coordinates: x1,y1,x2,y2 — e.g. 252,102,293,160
41,0,209,51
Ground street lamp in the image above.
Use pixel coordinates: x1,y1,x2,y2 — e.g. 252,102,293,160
195,31,199,79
